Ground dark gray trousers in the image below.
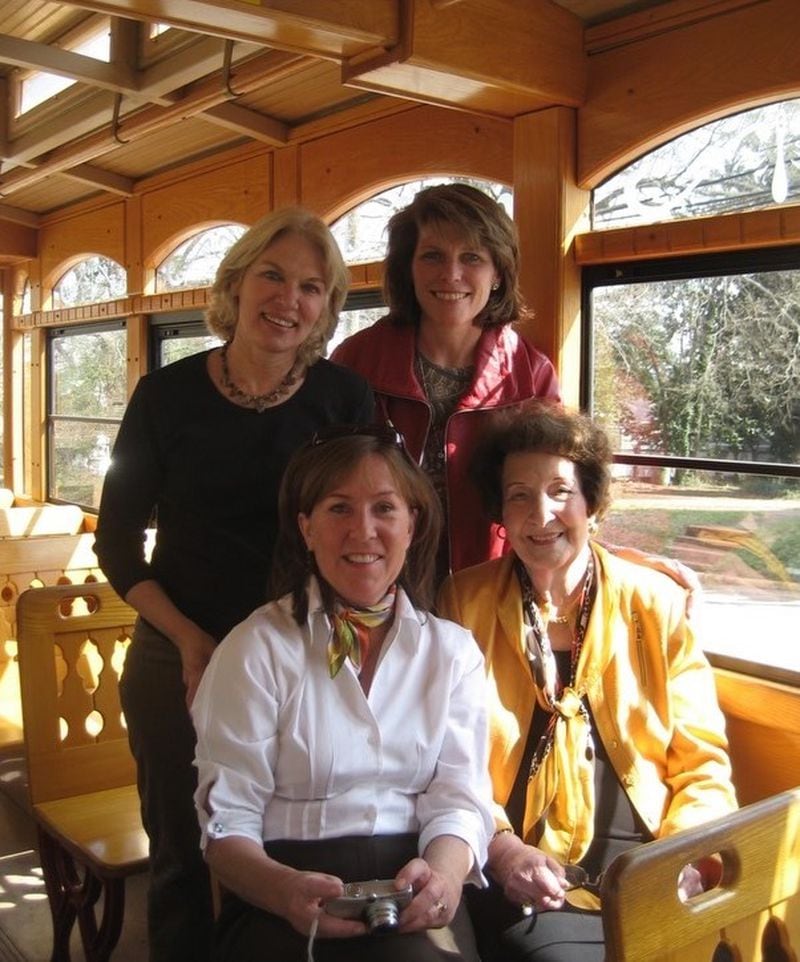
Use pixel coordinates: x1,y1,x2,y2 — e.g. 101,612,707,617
214,834,481,962
120,618,214,962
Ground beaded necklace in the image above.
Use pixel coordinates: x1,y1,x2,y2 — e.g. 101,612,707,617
219,341,301,412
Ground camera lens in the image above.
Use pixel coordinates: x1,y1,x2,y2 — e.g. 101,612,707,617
364,898,400,933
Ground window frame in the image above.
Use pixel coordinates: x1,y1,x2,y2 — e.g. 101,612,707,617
581,245,800,686
46,320,127,509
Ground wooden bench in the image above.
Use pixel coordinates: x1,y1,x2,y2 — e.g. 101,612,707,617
0,532,105,745
16,581,149,962
0,504,86,538
600,786,800,962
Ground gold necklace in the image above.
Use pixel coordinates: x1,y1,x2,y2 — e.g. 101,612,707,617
219,342,301,412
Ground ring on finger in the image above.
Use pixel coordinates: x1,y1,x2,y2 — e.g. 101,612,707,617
433,899,447,916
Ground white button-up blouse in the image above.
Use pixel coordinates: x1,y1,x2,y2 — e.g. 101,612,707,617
192,579,494,881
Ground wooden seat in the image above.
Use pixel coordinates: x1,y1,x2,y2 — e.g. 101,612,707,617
16,582,149,962
600,786,800,962
0,504,86,538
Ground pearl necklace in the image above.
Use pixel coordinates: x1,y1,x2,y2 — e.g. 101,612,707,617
219,342,301,413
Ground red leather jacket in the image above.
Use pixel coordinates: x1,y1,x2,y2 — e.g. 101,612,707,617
331,317,560,575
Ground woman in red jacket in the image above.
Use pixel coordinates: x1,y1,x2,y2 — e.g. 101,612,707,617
331,184,560,582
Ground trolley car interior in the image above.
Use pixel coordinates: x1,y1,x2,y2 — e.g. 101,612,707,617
0,1,798,959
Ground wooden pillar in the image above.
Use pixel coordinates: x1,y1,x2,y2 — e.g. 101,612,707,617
513,107,589,408
29,326,46,501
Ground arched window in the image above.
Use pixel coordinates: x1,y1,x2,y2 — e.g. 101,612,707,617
52,256,126,309
331,176,512,265
328,176,512,353
593,97,800,229
155,225,245,292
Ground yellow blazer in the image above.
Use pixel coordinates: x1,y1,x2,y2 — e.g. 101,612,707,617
437,545,737,845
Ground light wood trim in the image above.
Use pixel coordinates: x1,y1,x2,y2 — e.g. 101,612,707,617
575,205,800,264
578,0,800,187
585,0,765,54
513,107,589,407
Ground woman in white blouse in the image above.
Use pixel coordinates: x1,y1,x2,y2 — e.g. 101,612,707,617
192,424,495,962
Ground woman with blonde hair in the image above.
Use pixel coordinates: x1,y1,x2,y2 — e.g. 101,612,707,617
95,207,373,962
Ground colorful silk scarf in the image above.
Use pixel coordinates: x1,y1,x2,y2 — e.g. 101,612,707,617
516,553,598,865
329,586,397,679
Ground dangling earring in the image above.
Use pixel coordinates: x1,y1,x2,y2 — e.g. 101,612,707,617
588,517,598,536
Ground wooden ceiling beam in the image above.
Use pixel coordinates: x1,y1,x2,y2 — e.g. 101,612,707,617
63,163,135,195
0,202,39,229
202,102,288,146
0,49,305,197
343,0,586,117
0,34,138,94
63,0,399,59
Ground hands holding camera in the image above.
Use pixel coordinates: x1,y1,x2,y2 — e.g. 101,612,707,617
488,831,569,913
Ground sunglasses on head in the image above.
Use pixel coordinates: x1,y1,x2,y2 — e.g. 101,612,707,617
310,421,407,452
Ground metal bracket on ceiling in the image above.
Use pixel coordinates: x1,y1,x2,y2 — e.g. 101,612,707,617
222,40,240,99
111,93,130,145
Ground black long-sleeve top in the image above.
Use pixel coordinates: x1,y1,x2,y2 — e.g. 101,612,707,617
94,350,374,640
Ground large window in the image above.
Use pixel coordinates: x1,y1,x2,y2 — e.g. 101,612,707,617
48,324,127,508
593,98,800,230
151,316,221,368
584,249,800,679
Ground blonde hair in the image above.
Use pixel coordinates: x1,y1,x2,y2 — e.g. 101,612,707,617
205,208,349,366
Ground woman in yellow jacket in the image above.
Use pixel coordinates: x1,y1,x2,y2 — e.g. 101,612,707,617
437,401,737,962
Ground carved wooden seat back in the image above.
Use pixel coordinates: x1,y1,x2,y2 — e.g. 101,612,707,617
16,581,148,962
601,787,800,962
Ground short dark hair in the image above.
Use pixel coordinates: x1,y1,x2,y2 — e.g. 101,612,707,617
471,400,613,523
383,183,527,329
270,429,442,621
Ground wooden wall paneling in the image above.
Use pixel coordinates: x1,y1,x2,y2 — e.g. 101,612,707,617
513,107,589,407
272,145,301,210
578,0,800,187
140,153,271,272
299,105,513,221
39,201,126,305
0,223,36,262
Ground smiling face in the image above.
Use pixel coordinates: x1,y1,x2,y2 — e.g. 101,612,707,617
233,231,328,358
298,453,416,607
502,451,594,585
411,222,499,332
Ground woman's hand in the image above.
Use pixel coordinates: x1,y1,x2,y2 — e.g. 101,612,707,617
281,871,367,939
394,856,462,932
176,626,217,707
489,832,567,912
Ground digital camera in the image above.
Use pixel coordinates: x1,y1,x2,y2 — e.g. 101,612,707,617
325,879,413,933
